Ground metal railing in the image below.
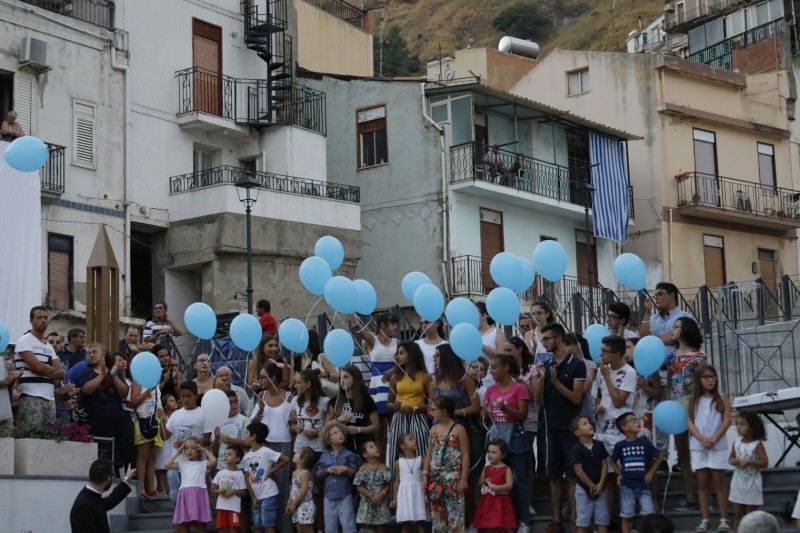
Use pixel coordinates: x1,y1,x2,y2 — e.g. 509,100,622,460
21,0,114,30
665,0,746,30
302,0,365,30
169,165,360,203
242,0,287,38
676,171,800,221
1,134,66,193
688,20,784,70
449,255,537,302
175,67,326,134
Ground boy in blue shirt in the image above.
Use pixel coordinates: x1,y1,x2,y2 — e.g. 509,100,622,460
314,421,361,533
611,411,664,533
571,415,610,533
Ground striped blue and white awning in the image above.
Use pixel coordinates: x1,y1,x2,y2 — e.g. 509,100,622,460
589,133,630,243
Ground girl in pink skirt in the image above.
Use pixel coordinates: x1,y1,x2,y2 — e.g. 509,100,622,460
165,438,217,532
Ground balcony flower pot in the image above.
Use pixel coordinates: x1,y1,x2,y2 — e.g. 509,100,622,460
0,437,13,475
14,438,97,477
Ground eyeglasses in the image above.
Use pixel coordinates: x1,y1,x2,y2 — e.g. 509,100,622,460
607,313,622,320
653,291,669,297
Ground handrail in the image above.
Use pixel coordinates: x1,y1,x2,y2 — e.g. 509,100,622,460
665,0,747,30
0,133,66,193
688,19,784,70
302,0,365,30
169,165,360,203
20,0,114,30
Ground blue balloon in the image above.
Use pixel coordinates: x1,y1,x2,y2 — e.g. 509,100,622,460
184,302,217,340
584,323,609,363
278,318,310,353
633,335,666,377
0,322,9,353
324,276,357,314
445,297,479,328
486,287,520,326
653,400,689,435
314,236,344,270
413,283,445,322
511,257,535,294
614,253,647,291
353,279,377,315
324,329,354,368
3,136,48,172
299,256,332,296
401,271,432,302
230,313,262,351
489,252,520,289
533,240,568,282
130,351,161,389
450,323,483,362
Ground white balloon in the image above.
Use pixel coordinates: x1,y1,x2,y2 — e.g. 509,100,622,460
201,388,229,427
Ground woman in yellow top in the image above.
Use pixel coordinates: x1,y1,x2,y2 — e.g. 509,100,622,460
385,341,432,468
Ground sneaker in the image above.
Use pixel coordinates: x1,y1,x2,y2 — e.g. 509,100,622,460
529,504,537,516
717,518,731,532
695,518,710,532
543,521,562,533
674,499,700,511
516,525,530,533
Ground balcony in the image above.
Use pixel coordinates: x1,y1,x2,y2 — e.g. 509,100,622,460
302,0,365,30
1,134,65,194
665,0,746,32
688,20,783,70
20,0,114,30
450,255,537,302
676,172,800,231
175,68,326,136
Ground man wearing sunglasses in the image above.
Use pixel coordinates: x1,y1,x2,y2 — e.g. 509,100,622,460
639,282,688,358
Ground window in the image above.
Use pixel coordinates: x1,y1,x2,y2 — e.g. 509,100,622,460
193,146,216,186
357,105,387,168
48,233,73,310
13,71,33,134
567,68,590,96
73,100,96,169
758,142,776,188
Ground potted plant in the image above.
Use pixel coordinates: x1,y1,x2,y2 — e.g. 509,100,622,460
15,409,98,476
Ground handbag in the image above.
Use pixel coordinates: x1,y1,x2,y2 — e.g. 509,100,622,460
488,421,528,454
425,424,456,502
138,414,158,439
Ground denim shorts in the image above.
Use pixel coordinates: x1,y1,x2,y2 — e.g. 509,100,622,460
619,485,655,518
252,494,279,529
575,484,610,528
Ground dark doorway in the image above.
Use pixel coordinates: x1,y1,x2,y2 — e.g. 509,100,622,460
0,70,13,119
130,231,153,319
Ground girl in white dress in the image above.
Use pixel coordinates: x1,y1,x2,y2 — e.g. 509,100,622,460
728,411,768,530
391,433,427,533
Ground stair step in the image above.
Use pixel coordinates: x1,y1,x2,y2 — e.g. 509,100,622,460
272,72,291,80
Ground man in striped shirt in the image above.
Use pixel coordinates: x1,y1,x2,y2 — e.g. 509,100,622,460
14,306,65,435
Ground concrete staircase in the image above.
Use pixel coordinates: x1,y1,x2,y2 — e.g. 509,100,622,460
110,484,218,533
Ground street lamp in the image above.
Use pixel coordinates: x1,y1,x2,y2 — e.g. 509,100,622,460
577,172,597,318
235,173,261,314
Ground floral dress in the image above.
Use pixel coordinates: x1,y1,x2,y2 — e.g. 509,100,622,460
729,438,764,505
290,472,315,525
429,426,464,533
353,465,392,525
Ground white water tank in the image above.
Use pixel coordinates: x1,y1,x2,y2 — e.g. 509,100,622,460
498,36,540,59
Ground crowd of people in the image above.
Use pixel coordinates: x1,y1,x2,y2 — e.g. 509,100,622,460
0,286,795,533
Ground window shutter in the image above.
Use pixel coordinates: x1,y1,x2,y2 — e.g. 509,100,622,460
73,100,96,169
48,250,70,310
14,71,34,134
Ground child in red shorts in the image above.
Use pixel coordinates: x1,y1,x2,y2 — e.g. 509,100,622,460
212,445,248,533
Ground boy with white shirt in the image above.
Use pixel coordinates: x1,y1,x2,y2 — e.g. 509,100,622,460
212,445,248,533
212,390,250,465
244,421,289,533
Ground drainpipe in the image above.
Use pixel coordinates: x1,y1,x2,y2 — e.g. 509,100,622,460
668,207,673,281
420,82,449,295
111,41,129,314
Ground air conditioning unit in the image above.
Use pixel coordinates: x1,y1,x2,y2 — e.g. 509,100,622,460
19,37,49,72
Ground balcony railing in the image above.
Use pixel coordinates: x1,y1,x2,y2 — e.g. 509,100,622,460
169,165,360,203
21,0,114,30
688,20,783,70
176,67,326,134
676,171,800,221
303,0,365,30
1,134,65,193
450,255,537,302
665,0,745,31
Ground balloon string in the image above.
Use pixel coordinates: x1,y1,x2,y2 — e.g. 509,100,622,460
304,297,323,328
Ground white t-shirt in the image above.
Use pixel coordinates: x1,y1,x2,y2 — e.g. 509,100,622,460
212,468,246,512
165,407,211,443
14,332,58,401
251,399,293,443
214,413,250,460
243,446,283,500
416,338,446,375
598,363,638,422
369,336,397,364
291,396,329,452
178,457,209,488
0,362,12,421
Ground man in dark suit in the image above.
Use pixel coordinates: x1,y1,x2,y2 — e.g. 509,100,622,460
70,459,135,533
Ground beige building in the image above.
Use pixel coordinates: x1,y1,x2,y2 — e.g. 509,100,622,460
512,50,799,292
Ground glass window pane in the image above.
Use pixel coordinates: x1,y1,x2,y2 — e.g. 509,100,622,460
362,131,375,167
759,153,775,187
568,72,580,95
431,104,448,123
688,25,707,53
580,70,590,92
706,18,724,46
451,96,473,145
375,129,388,165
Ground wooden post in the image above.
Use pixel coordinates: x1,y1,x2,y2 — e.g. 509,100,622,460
86,227,119,353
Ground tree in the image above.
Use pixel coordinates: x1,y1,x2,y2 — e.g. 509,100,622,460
374,25,422,77
492,2,552,42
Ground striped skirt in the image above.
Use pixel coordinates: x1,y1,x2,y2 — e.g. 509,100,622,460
385,410,430,469
369,361,394,415
266,440,293,533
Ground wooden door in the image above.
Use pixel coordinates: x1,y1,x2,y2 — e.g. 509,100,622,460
576,230,598,287
693,129,719,206
759,248,778,317
702,235,726,288
479,208,504,293
192,19,222,115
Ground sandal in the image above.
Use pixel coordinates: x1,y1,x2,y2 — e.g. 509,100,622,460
696,519,710,533
717,518,731,532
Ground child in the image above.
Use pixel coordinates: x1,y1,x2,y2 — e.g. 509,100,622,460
288,446,316,533
211,390,250,464
687,364,732,533
728,411,768,529
571,415,609,533
391,433,427,533
474,439,515,532
164,438,216,532
156,393,178,495
423,396,469,533
243,421,290,533
611,412,663,533
354,440,392,532
314,421,361,533
212,445,248,533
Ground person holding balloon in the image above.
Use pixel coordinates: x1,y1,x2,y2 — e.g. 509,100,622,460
130,362,165,497
476,301,506,359
526,300,557,359
290,369,331,455
248,335,290,393
328,364,379,453
606,302,640,341
415,318,447,375
192,354,215,395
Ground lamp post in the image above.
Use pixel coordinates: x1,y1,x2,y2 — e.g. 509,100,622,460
577,172,597,319
235,173,261,314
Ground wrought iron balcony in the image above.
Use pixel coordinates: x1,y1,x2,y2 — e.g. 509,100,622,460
450,255,537,302
302,0,365,30
1,134,65,194
688,20,783,71
169,165,360,203
664,0,745,32
20,0,114,30
676,171,800,230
